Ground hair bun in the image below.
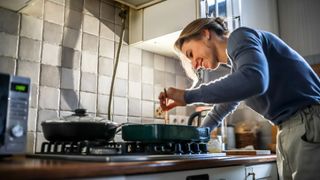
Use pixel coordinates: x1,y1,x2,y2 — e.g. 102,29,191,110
214,17,228,31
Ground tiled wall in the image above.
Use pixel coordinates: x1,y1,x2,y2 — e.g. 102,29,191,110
0,0,192,153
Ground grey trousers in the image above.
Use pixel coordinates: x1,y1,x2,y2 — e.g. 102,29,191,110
277,104,320,180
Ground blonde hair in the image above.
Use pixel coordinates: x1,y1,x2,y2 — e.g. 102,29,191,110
174,17,229,88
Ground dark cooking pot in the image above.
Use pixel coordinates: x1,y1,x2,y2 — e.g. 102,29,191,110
41,109,119,141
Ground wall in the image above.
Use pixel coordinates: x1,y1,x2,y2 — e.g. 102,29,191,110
0,0,192,153
278,0,320,64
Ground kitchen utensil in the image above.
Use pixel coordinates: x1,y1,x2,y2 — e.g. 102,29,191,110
41,109,119,141
122,124,210,142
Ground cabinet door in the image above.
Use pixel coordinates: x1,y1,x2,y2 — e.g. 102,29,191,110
245,163,278,180
240,0,279,35
122,165,245,180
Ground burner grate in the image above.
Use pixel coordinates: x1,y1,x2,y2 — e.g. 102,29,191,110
38,141,208,155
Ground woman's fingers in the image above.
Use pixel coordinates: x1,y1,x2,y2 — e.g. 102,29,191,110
166,101,178,111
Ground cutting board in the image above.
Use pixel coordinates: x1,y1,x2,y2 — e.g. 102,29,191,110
225,150,271,155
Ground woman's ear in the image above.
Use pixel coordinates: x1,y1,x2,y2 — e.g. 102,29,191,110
202,29,211,40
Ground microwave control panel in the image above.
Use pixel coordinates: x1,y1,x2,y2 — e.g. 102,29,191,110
0,74,30,155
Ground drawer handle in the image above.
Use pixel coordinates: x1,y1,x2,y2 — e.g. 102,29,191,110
247,172,256,180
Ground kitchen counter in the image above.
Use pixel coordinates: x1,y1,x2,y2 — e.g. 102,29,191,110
0,154,276,179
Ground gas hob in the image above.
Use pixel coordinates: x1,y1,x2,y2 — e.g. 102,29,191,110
28,141,226,162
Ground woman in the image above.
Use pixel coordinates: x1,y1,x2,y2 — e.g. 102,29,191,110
159,17,320,180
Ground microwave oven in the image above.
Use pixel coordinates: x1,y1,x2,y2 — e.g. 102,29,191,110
0,73,30,155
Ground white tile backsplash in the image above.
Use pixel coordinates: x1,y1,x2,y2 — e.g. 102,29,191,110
80,92,96,113
65,0,84,12
61,68,80,90
40,64,60,87
64,8,82,30
20,15,43,40
142,83,153,100
129,64,141,82
83,14,99,36
129,81,141,99
84,0,100,17
100,38,114,58
27,108,37,132
44,1,64,25
99,56,113,76
81,51,98,73
100,2,115,22
17,60,40,84
0,8,20,35
113,96,127,116
100,20,115,40
114,78,127,97
0,0,188,153
82,33,98,53
42,42,62,66
60,89,79,111
142,67,154,84
81,72,97,93
63,27,82,50
0,33,18,58
128,98,141,117
129,46,142,65
19,37,41,62
165,57,176,73
98,75,111,95
43,21,63,45
39,86,60,110
142,100,154,118
97,94,109,114
0,56,16,74
154,54,165,71
116,61,128,79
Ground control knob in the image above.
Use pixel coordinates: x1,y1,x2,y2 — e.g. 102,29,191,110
11,124,24,138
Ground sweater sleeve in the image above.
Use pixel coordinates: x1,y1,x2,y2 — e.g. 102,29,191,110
200,102,239,131
184,27,270,104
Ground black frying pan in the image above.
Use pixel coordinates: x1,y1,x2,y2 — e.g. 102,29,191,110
41,109,119,141
41,121,119,141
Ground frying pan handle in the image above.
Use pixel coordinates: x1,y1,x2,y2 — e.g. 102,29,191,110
188,111,202,126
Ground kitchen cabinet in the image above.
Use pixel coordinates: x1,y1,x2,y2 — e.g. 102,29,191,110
240,0,279,35
129,0,198,57
129,0,240,57
87,162,278,180
245,163,278,180
99,165,245,180
277,0,320,58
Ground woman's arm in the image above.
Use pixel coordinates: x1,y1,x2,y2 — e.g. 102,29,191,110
200,101,239,131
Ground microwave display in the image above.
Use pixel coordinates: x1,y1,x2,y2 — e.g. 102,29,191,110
11,83,29,93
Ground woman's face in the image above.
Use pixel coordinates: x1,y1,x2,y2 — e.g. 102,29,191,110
181,32,220,70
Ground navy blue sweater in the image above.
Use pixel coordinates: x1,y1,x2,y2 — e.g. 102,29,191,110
185,27,320,130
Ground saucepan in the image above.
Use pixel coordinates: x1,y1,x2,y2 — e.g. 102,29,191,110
41,109,120,141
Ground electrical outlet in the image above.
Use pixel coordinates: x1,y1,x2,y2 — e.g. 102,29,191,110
175,115,189,125
169,115,178,124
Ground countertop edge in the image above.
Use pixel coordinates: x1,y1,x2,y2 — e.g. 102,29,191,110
0,155,277,179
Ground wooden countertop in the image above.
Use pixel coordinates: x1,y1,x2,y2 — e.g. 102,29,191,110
0,154,276,179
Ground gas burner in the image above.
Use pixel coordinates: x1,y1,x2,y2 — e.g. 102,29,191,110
38,141,208,156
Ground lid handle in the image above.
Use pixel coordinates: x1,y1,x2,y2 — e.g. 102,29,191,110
73,109,87,117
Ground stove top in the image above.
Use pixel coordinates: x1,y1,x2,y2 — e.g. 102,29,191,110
29,153,227,162
28,141,226,162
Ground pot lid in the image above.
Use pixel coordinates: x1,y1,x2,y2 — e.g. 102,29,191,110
46,109,114,123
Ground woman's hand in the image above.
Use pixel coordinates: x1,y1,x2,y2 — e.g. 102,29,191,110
158,87,187,111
